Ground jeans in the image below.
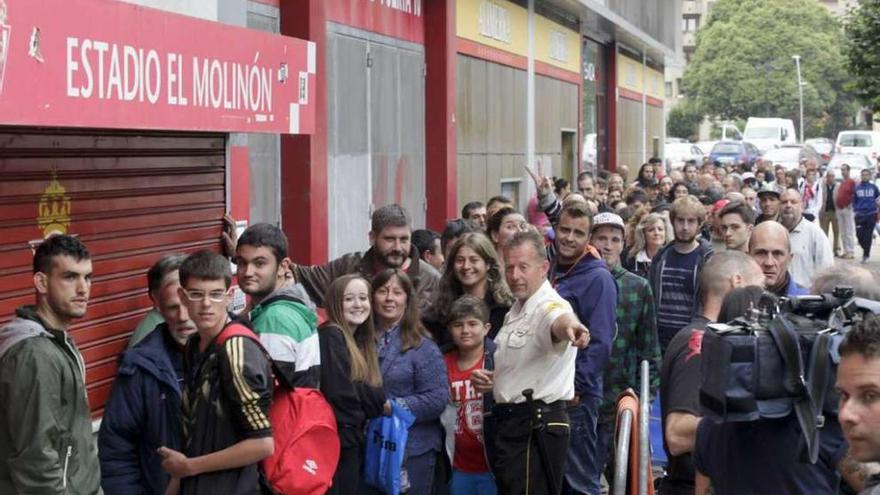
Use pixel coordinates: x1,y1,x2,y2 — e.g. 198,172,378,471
562,396,603,495
449,470,497,495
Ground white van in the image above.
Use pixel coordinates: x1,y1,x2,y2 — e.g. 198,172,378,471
743,117,797,153
836,130,880,162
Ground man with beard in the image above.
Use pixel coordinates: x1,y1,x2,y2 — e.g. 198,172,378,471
0,235,101,493
237,223,320,387
649,195,714,352
550,203,617,495
589,212,660,482
778,188,833,288
747,221,808,297
99,254,197,494
294,203,440,313
756,182,782,224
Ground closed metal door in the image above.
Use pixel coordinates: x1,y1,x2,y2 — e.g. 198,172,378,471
327,27,426,258
0,128,225,414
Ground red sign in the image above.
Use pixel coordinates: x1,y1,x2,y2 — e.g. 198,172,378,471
326,0,424,44
0,0,316,134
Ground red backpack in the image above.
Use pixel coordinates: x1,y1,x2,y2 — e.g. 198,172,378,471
216,323,341,495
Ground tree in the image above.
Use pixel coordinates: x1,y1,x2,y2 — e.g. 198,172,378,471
844,0,880,112
682,0,858,138
667,100,703,140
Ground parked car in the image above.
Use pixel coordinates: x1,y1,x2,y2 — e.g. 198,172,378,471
825,153,873,180
708,141,761,167
805,137,834,167
835,130,880,162
760,144,820,171
582,133,597,167
665,142,705,171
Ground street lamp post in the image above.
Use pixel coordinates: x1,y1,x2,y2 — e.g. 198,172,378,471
792,55,804,143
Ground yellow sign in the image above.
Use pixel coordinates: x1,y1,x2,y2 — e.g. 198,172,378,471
457,0,580,74
37,172,71,238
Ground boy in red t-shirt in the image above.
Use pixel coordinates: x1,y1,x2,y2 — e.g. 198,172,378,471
441,295,497,495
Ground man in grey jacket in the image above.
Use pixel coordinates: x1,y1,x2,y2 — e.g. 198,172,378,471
294,203,440,313
0,234,101,494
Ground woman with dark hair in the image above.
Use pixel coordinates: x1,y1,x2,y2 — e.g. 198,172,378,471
670,181,691,203
371,269,448,494
423,233,514,349
485,206,528,262
319,274,387,494
636,162,656,188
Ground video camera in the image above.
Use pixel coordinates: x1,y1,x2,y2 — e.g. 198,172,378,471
699,286,880,463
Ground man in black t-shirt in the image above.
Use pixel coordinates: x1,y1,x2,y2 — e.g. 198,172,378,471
659,251,764,495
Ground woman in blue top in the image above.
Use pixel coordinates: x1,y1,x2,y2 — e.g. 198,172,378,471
854,169,880,263
371,269,449,494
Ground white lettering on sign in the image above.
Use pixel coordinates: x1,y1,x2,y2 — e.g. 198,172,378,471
478,1,511,44
66,36,274,113
549,30,567,63
371,0,422,17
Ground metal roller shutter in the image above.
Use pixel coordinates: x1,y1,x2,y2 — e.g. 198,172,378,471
0,128,226,415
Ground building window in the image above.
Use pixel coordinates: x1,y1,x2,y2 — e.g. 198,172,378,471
676,78,684,97
682,16,699,32
666,81,673,98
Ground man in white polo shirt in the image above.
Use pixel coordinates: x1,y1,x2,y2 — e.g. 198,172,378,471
472,229,590,495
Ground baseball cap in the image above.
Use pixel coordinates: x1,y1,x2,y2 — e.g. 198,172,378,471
757,182,782,198
712,199,730,214
592,212,625,233
742,172,756,181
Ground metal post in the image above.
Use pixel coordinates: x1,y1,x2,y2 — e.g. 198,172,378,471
641,51,647,164
793,55,804,143
527,0,535,173
639,360,650,495
613,409,633,495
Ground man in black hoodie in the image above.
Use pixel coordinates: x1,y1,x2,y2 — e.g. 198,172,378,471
648,195,714,352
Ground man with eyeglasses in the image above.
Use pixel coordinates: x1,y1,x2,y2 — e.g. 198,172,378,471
236,223,320,388
158,250,274,495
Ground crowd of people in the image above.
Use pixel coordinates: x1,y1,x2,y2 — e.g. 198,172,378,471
2,154,880,495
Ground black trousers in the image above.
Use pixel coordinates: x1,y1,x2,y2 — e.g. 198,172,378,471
492,404,571,495
855,213,876,259
328,446,360,495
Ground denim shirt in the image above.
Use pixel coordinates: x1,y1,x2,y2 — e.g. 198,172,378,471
377,325,449,456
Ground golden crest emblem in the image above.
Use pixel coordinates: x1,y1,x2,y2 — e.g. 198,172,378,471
37,171,72,238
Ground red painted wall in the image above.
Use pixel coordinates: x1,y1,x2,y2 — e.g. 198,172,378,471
424,0,457,231
280,0,329,264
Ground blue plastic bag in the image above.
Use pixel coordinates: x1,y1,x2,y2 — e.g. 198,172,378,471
363,400,416,495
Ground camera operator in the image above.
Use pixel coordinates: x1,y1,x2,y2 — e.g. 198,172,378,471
659,251,764,495
693,264,880,494
837,313,880,495
815,265,880,494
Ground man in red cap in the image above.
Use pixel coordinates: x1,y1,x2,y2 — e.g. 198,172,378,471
708,199,730,252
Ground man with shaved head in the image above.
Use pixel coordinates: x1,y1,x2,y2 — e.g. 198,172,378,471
659,251,764,495
778,188,833,288
748,221,809,297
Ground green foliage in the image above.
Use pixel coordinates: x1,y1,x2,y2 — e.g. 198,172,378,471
682,0,858,138
667,99,703,140
844,0,880,112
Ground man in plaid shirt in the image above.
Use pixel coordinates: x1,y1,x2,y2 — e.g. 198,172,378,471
589,212,661,479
